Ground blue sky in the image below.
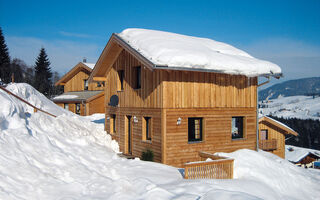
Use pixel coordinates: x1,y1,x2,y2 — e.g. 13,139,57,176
1,0,320,86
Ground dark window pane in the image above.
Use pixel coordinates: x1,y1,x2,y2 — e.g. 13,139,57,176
84,79,88,90
188,118,202,142
232,117,244,139
145,117,151,140
136,67,141,89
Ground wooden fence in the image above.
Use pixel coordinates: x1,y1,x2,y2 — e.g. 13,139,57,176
0,86,56,118
184,152,234,179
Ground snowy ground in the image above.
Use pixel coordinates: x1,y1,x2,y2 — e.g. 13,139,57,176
1,83,319,199
259,95,320,120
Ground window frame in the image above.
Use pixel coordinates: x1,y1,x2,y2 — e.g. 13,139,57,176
231,116,245,140
64,103,69,110
188,117,203,142
133,66,141,89
117,70,124,91
75,103,81,115
84,79,89,90
260,129,268,140
142,116,152,142
110,114,116,134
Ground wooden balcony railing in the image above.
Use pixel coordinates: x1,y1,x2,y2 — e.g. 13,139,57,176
259,139,277,151
184,151,234,179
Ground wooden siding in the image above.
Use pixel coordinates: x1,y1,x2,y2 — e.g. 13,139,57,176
162,71,257,109
104,49,257,110
105,50,163,108
164,108,257,168
87,94,105,115
106,107,162,162
64,70,103,92
259,121,286,158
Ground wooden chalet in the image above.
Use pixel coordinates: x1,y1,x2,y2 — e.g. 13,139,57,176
286,145,320,168
89,28,282,167
53,61,105,116
258,116,298,158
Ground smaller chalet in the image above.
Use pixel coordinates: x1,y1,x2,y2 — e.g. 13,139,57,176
258,116,298,158
286,145,320,168
53,61,104,116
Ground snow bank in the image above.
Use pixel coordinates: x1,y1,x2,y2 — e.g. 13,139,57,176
5,83,72,116
217,149,320,199
118,28,282,77
0,83,319,199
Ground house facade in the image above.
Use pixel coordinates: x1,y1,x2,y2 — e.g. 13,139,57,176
89,28,282,167
258,116,298,158
53,61,105,116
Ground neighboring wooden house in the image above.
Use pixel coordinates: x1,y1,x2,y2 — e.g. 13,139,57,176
53,61,105,116
258,116,298,158
89,28,282,167
286,145,320,168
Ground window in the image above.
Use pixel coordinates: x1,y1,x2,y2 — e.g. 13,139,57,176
75,103,81,115
133,66,141,89
97,81,102,87
188,118,203,142
84,79,88,90
142,117,152,141
117,70,124,91
232,117,244,139
64,103,69,110
110,114,116,133
260,129,268,140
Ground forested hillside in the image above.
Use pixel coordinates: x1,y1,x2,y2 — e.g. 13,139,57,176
268,116,320,151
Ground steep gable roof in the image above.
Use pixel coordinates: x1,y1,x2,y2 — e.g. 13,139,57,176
89,28,282,82
259,116,298,136
55,62,95,86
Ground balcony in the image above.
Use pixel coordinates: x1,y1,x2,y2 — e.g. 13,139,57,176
259,139,277,151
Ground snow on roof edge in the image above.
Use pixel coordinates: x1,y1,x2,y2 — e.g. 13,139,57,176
260,116,297,134
117,28,282,77
82,62,96,69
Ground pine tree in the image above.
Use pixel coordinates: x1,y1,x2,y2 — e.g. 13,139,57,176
0,27,11,83
34,48,52,96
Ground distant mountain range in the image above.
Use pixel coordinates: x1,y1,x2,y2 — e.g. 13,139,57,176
258,77,320,101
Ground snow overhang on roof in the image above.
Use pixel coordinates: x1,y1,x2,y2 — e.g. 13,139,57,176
118,28,282,77
89,28,282,82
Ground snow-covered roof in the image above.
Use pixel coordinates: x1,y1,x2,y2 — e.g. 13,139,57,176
286,145,320,163
53,95,78,100
52,91,103,102
82,62,95,69
117,28,282,77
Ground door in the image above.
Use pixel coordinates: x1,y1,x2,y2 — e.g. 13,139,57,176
261,129,268,140
126,115,132,155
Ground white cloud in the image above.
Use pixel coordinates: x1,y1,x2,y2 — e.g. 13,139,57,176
6,36,103,75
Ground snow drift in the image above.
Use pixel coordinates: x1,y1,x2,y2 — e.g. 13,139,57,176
0,83,319,199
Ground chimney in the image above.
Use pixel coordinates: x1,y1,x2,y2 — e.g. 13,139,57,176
83,57,87,63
